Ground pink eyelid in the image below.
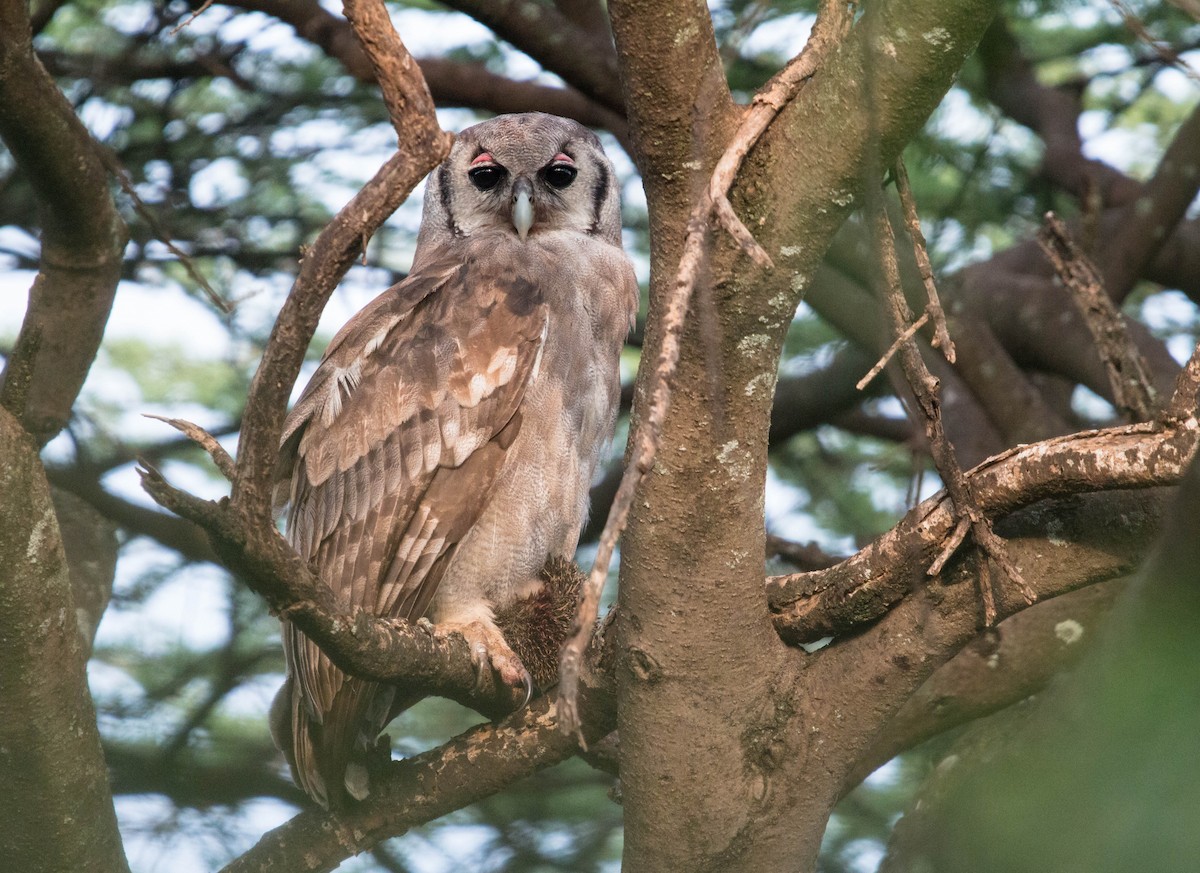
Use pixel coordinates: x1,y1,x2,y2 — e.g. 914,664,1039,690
551,153,575,165
470,152,495,166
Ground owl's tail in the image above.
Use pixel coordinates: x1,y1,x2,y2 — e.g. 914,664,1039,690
271,624,397,809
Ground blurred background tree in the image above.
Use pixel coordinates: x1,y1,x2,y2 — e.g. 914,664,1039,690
2,0,1199,871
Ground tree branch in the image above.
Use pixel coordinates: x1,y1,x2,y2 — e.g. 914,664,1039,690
1037,212,1157,420
0,407,129,872
229,5,448,526
139,465,529,717
769,419,1199,642
867,188,1033,623
845,577,1126,792
440,0,624,113
0,0,128,445
221,676,615,872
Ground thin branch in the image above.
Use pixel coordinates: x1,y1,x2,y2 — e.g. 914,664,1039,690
229,7,448,525
868,195,1033,624
171,0,216,35
768,419,1198,642
1110,0,1200,84
557,0,857,740
48,466,219,564
856,311,929,390
928,514,970,576
1037,211,1157,421
706,0,856,268
893,157,955,361
97,146,232,314
142,414,236,481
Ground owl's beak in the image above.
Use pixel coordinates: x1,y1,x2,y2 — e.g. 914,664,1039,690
511,176,534,241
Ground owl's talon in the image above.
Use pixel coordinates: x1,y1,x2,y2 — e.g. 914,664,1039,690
433,619,531,706
520,671,533,709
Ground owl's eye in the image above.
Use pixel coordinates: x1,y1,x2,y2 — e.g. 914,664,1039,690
543,163,577,189
468,165,504,191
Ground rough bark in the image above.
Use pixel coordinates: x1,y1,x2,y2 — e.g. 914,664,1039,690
0,0,127,445
848,576,1124,792
881,452,1200,873
609,0,1001,869
0,409,128,873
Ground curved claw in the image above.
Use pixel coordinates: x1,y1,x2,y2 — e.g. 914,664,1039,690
429,619,532,706
519,671,533,709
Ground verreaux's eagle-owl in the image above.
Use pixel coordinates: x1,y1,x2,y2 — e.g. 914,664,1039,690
270,113,637,808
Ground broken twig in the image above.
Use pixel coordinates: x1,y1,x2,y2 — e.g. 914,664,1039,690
143,413,237,481
1037,212,1156,421
893,158,955,362
867,192,1034,624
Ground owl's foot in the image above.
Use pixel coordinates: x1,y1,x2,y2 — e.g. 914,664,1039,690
434,619,533,707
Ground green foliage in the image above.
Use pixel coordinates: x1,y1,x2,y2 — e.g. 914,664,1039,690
104,338,249,417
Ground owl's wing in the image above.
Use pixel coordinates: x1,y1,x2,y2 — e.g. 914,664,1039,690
275,251,548,805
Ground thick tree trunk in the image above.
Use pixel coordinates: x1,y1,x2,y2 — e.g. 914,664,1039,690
610,0,1001,868
0,408,129,872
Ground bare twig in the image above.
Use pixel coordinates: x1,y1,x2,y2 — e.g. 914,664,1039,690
867,195,1034,624
893,158,955,362
1110,0,1200,84
557,0,857,741
142,413,236,481
170,0,215,35
856,311,929,390
1037,212,1157,421
96,147,232,314
928,515,969,576
1162,340,1200,424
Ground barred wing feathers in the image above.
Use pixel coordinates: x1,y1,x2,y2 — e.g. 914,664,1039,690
275,252,548,806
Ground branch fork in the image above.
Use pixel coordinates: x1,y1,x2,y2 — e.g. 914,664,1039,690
557,0,857,740
866,162,1032,626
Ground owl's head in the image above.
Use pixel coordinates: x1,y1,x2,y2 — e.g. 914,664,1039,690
415,113,622,259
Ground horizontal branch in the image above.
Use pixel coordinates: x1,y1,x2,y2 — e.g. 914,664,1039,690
105,739,304,807
139,466,528,717
220,0,630,145
222,679,616,872
844,572,1128,792
768,419,1199,642
441,0,624,113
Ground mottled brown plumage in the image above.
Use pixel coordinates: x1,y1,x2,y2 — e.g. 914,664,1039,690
271,114,636,807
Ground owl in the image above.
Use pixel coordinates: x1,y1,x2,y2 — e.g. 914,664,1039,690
269,113,637,808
